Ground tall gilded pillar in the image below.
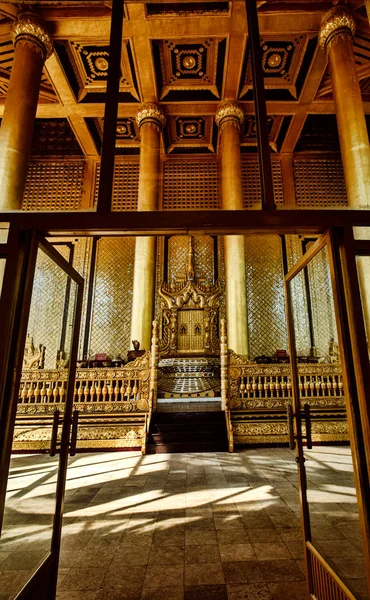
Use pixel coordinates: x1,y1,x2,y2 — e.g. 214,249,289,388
319,7,370,208
216,102,249,356
0,13,53,210
320,8,370,347
130,104,165,351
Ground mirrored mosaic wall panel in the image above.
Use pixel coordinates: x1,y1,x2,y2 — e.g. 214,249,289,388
27,245,71,369
245,234,288,358
286,235,337,358
88,237,136,358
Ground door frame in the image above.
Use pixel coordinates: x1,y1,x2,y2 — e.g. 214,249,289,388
0,229,84,600
284,229,370,599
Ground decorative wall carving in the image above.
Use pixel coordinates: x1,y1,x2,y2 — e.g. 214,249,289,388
159,237,221,355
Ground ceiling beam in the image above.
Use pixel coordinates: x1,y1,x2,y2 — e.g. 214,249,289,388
2,209,370,237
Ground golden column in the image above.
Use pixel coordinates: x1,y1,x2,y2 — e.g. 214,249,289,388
319,7,370,208
216,102,249,356
130,104,165,351
320,8,370,344
0,13,53,210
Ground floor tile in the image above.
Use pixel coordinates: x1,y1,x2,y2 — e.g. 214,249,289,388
58,567,107,591
184,585,228,600
219,544,256,562
185,545,221,563
258,560,305,582
226,583,273,600
144,564,184,587
268,581,308,599
141,587,184,600
222,561,265,584
104,565,147,588
185,563,225,586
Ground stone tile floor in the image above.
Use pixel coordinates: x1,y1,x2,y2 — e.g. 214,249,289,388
0,447,368,600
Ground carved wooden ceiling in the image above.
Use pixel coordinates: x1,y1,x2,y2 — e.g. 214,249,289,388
0,0,369,157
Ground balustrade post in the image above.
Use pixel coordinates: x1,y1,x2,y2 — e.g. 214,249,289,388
150,320,159,412
220,318,228,410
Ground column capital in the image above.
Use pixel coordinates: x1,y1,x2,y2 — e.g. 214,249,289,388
215,102,244,129
136,103,166,131
319,6,356,53
11,13,53,61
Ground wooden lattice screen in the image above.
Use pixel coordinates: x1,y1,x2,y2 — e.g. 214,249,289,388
293,158,348,207
162,160,220,210
23,160,85,210
241,159,284,208
94,162,139,211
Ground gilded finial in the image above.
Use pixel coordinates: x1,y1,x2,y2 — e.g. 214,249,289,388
186,236,195,282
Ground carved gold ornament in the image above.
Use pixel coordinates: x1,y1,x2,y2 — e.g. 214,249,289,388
11,13,53,60
215,101,244,128
136,103,166,130
267,53,282,68
95,56,109,71
319,6,356,52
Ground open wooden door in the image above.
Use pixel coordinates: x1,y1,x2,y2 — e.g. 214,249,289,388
0,229,83,600
285,230,370,600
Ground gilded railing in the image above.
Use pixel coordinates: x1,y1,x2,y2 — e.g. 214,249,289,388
227,350,345,410
18,351,152,415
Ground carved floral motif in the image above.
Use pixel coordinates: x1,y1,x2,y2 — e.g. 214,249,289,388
319,6,356,51
136,103,166,130
11,13,53,60
215,101,244,128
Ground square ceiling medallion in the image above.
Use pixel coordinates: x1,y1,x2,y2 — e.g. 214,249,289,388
240,34,316,101
153,38,226,101
241,115,285,152
0,37,57,102
55,39,140,103
166,116,216,153
86,117,140,154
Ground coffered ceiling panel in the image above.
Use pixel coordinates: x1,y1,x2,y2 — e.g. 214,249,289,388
239,34,317,101
241,114,289,152
152,38,226,101
54,39,140,103
165,115,217,153
86,117,140,154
